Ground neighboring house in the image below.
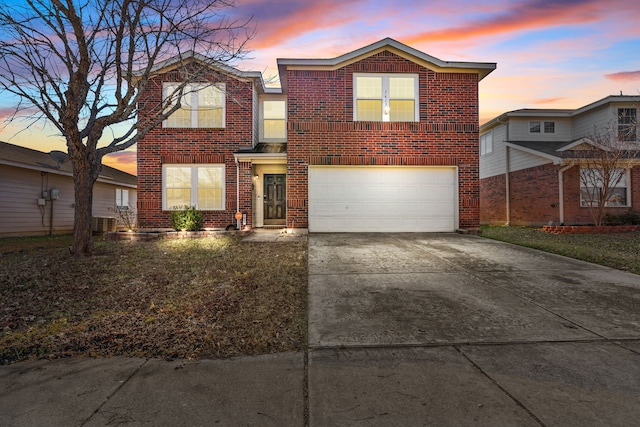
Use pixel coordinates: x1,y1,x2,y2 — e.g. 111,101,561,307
480,95,640,226
0,141,137,237
136,38,496,232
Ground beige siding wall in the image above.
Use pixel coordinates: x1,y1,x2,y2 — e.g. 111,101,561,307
573,105,611,139
252,86,259,146
509,117,572,141
480,124,507,179
1,164,137,236
508,149,552,173
0,165,75,236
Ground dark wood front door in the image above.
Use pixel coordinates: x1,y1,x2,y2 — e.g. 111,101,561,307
264,174,286,225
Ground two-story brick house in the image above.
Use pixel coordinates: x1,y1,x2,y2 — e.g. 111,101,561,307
480,95,640,226
137,38,496,232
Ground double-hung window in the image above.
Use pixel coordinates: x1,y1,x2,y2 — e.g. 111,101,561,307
262,100,286,140
580,168,628,207
163,83,225,128
163,164,225,210
480,131,493,156
115,188,129,210
618,108,637,142
354,74,419,122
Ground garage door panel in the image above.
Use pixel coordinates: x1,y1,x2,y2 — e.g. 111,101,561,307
309,166,457,232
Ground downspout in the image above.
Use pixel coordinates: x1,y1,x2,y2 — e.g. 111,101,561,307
235,157,241,230
505,145,511,225
558,162,574,225
499,116,510,226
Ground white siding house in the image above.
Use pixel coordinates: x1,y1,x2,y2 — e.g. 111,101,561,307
480,95,640,226
0,141,137,237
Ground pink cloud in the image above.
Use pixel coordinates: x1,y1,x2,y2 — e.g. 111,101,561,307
239,0,363,49
605,71,640,82
404,0,607,44
103,150,137,175
531,97,567,105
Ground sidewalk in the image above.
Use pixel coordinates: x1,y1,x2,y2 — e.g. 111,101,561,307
1,353,304,426
3,233,640,426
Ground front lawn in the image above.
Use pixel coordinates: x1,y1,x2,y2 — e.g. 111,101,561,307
481,226,640,275
0,235,307,364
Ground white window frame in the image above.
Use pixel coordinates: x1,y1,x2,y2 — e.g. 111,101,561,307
162,164,226,211
163,83,226,128
353,73,419,122
579,167,630,207
618,108,637,142
480,131,493,156
529,121,555,134
115,188,129,210
260,98,287,141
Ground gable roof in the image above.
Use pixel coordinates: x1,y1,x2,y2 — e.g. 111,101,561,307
132,50,277,94
481,95,640,131
0,141,137,188
277,37,496,90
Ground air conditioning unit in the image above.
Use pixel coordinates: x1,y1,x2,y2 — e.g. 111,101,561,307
92,217,116,232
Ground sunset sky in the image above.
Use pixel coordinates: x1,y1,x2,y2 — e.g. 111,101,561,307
1,0,639,175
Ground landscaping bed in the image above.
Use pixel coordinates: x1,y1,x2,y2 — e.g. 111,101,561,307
0,235,307,364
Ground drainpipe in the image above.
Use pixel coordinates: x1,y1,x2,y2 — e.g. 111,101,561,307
505,145,511,225
558,162,574,225
235,158,240,230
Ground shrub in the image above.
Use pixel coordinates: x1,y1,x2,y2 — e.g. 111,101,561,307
604,209,640,225
115,205,138,231
170,206,204,231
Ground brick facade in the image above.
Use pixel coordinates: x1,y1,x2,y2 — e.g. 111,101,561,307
137,70,255,229
480,174,507,224
136,42,491,231
508,164,560,225
286,51,481,229
480,164,640,226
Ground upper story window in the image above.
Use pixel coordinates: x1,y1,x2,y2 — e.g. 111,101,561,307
618,108,637,142
163,83,225,128
529,121,555,134
162,164,225,210
354,74,419,122
261,100,286,141
480,131,493,156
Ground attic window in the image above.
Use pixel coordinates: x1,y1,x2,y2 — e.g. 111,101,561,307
530,121,555,134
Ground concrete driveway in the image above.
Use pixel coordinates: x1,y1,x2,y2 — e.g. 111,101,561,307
308,233,640,426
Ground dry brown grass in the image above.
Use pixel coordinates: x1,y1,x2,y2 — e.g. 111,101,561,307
0,235,307,364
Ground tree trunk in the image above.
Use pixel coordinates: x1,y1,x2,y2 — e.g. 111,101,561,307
71,154,97,256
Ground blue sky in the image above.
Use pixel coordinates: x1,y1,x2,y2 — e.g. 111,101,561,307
1,0,639,175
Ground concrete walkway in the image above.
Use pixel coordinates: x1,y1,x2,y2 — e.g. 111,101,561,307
2,233,640,426
307,233,640,426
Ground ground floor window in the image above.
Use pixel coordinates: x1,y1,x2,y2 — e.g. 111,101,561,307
162,164,225,210
580,168,628,207
116,188,129,210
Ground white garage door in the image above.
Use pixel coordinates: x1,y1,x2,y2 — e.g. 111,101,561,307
308,166,457,232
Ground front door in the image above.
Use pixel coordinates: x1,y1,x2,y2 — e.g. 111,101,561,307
264,174,286,225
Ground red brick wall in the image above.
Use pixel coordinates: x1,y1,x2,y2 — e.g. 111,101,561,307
481,164,640,226
562,165,640,225
480,174,507,224
509,164,560,225
137,70,254,229
286,51,481,229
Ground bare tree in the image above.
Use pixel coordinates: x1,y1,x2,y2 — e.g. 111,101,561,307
575,111,638,226
0,0,252,255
